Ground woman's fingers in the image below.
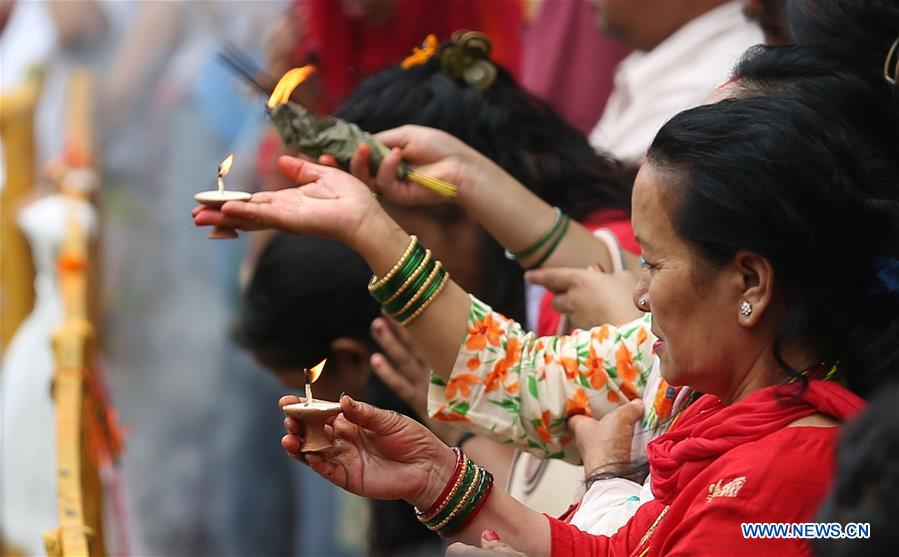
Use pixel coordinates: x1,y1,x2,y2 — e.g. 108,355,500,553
371,317,420,374
279,395,302,408
339,395,407,436
284,416,303,435
348,143,373,184
282,434,304,460
193,207,267,230
374,125,415,151
383,311,415,347
277,155,331,185
524,267,581,293
375,147,404,189
317,154,339,168
370,353,420,410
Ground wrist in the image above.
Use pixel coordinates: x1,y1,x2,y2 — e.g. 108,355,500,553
409,443,457,510
349,210,411,273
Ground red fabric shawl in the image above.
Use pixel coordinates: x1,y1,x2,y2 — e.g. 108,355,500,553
647,379,865,506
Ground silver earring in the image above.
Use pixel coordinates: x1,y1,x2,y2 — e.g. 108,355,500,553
740,300,752,317
639,298,648,309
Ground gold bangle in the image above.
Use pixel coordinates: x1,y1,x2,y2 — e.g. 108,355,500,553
419,454,469,522
392,261,443,317
431,466,482,531
382,250,432,304
369,235,418,291
399,272,450,326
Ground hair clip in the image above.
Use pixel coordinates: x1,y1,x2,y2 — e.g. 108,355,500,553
402,34,439,69
439,30,497,91
885,37,899,86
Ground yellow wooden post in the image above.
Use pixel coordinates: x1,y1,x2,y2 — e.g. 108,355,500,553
0,78,40,351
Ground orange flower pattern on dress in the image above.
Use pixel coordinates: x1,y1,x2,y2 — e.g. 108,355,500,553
616,343,639,384
445,373,480,400
566,388,592,417
584,343,609,390
431,406,470,423
466,314,504,351
428,296,655,462
535,410,553,443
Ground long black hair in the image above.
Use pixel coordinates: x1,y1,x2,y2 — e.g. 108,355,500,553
647,96,899,397
335,47,633,220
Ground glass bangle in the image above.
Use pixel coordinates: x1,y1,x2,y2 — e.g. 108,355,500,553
369,241,426,301
504,207,563,260
383,258,437,315
528,214,571,270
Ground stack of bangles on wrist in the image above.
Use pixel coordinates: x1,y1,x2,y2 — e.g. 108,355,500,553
504,207,571,269
369,236,451,326
414,447,495,537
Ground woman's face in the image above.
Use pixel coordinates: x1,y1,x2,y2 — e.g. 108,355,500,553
631,163,747,395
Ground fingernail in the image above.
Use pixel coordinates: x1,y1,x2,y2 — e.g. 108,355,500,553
372,322,384,335
482,529,500,542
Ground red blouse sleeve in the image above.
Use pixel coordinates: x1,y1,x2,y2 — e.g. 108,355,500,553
547,502,657,556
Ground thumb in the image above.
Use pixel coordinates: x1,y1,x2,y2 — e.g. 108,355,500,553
339,394,406,436
619,399,645,425
277,155,327,185
374,125,414,149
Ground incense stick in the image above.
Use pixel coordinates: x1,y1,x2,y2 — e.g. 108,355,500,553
407,170,458,197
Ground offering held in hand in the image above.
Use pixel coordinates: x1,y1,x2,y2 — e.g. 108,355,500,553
266,66,457,197
194,154,251,239
282,358,340,453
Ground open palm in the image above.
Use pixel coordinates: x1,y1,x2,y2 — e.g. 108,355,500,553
193,156,382,248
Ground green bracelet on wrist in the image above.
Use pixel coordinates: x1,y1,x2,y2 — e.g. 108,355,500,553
528,213,571,270
504,207,564,260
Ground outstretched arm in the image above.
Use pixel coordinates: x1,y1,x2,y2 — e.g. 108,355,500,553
351,126,618,272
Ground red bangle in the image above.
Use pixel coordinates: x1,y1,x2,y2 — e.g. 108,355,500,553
416,447,464,517
450,472,495,534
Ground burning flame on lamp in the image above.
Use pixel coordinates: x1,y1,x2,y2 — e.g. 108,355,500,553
218,154,234,177
267,65,317,109
304,358,327,404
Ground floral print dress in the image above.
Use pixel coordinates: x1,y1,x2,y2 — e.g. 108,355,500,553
428,296,663,463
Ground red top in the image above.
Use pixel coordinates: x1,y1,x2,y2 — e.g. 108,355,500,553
292,0,522,113
548,381,865,556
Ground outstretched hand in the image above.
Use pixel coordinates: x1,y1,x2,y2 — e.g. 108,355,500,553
193,156,385,250
279,394,456,508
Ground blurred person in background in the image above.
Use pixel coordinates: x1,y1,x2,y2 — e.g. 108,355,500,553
237,233,446,557
587,0,762,164
94,2,319,555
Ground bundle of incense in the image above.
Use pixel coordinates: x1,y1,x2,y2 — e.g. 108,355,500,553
217,50,457,197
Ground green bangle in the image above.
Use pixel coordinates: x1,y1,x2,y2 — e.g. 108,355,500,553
393,265,446,323
504,207,563,260
429,464,483,531
397,271,449,326
369,242,427,302
378,250,432,305
390,261,443,318
424,458,477,527
383,258,437,315
440,464,492,536
528,213,570,270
